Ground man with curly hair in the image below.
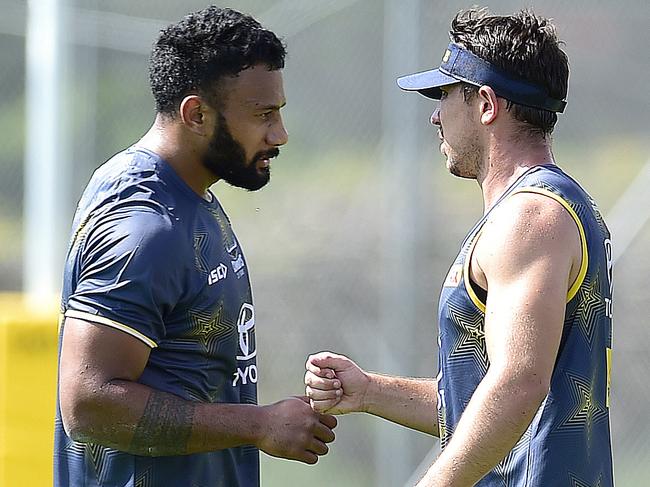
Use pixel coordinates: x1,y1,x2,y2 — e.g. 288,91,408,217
306,7,614,486
55,7,336,487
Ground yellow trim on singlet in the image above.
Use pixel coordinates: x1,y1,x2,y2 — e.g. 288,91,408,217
462,186,588,309
64,309,158,348
463,229,487,313
606,347,612,408
510,187,589,303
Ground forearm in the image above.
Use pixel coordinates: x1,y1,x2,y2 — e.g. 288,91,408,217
364,373,438,436
417,373,545,486
64,379,263,456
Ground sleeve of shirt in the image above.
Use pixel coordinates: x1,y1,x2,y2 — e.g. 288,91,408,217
64,207,186,348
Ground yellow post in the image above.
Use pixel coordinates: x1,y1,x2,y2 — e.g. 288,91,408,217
0,294,59,487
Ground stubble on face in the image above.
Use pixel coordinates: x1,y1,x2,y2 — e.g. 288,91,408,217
445,137,481,179
438,89,482,180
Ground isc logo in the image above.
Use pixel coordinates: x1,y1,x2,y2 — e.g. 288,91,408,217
207,263,228,285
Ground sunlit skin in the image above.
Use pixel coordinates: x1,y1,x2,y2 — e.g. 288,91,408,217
59,64,337,465
138,64,288,198
305,79,585,486
430,84,482,180
217,65,288,180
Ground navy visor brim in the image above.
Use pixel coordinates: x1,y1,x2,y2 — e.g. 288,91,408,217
396,43,567,113
396,68,459,100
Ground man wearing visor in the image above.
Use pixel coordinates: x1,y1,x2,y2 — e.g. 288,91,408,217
305,7,614,486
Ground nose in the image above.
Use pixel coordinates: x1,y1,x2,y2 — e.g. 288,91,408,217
267,116,289,147
430,107,441,126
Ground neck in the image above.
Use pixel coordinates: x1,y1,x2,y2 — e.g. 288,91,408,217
477,133,555,213
137,114,218,198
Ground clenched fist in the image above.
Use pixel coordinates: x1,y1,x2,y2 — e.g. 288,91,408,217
304,351,370,415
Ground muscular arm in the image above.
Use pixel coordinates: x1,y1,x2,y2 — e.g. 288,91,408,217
305,353,438,436
417,193,581,486
60,317,335,461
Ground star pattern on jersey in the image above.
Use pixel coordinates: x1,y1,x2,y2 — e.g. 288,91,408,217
207,207,236,252
135,467,154,487
185,379,228,403
186,305,234,355
59,421,86,458
70,214,92,252
573,276,605,350
58,433,125,485
438,408,451,449
85,443,123,485
193,231,210,273
57,416,89,461
530,180,557,194
493,424,532,485
558,372,608,439
569,471,604,487
446,300,489,374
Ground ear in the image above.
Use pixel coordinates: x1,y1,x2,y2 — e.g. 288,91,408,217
179,95,212,136
477,86,499,125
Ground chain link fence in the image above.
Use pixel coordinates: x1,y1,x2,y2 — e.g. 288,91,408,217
1,0,649,485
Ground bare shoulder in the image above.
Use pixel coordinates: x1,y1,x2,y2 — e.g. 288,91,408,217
475,191,582,281
486,190,579,243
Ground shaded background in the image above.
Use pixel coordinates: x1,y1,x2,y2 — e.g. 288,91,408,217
1,0,649,485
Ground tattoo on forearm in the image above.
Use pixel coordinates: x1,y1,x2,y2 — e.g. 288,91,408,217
130,391,195,456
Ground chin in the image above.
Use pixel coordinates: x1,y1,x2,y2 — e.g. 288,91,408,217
446,160,460,176
243,175,270,192
447,161,475,180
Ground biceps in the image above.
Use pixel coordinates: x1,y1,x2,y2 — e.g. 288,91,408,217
484,273,567,379
60,317,152,392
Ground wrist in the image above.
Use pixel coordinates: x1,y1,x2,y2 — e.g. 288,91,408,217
248,405,270,448
191,402,264,452
361,371,380,414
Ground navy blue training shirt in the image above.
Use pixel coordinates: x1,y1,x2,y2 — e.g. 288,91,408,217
55,147,259,487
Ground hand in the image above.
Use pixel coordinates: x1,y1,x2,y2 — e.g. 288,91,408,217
257,396,337,464
304,351,370,415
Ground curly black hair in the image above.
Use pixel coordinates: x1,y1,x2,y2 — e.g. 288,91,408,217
149,6,286,115
451,8,569,136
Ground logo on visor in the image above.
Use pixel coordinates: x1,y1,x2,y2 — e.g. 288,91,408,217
442,49,451,63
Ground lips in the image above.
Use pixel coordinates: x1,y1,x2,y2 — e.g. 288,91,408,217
254,148,279,166
254,150,278,172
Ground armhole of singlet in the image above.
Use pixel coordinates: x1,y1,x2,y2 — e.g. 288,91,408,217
510,187,588,302
463,229,487,313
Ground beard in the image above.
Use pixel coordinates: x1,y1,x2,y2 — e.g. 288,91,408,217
202,113,279,191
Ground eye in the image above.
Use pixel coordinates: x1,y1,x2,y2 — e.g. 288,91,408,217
258,111,273,120
440,90,448,100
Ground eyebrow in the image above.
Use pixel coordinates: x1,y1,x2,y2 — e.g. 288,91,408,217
245,100,287,110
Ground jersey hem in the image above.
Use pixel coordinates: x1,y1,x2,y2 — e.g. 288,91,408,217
64,309,158,348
